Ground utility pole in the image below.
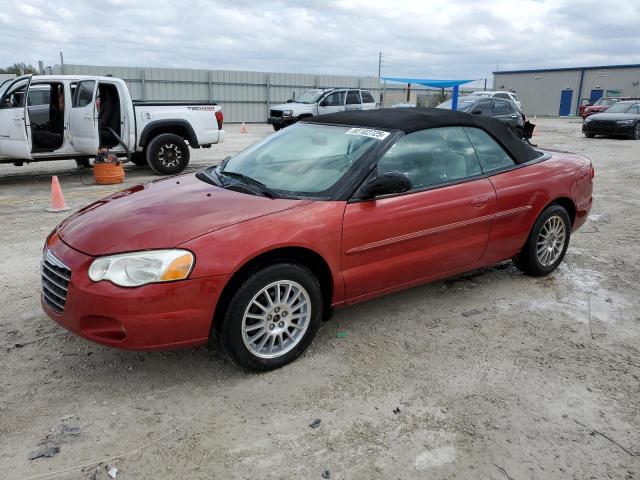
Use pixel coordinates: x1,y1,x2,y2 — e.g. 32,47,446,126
377,52,383,78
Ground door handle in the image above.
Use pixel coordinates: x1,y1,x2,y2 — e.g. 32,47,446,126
472,196,490,208
83,115,93,120
510,114,519,118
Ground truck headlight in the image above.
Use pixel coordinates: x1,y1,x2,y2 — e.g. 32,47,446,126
283,110,293,117
88,250,194,287
616,119,633,125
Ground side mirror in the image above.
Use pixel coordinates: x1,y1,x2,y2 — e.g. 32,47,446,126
358,171,412,198
471,109,482,115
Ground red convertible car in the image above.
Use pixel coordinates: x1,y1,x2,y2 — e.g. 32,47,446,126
42,109,593,371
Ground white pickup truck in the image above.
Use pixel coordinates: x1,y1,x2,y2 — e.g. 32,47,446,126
0,75,224,174
268,88,378,131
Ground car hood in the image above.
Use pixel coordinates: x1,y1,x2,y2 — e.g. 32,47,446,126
57,173,309,256
588,112,638,121
270,102,315,113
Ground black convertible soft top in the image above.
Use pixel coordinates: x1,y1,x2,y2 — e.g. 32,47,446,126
303,107,542,164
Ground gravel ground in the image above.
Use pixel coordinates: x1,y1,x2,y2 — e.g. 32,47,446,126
0,120,639,480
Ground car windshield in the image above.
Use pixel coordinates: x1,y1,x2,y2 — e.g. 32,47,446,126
605,102,635,113
295,90,325,104
212,123,383,197
436,97,479,112
595,98,618,106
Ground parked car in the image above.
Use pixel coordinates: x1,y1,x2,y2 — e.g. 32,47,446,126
437,95,526,137
0,75,224,174
471,90,522,109
582,97,639,119
268,88,377,130
582,100,640,139
42,108,593,371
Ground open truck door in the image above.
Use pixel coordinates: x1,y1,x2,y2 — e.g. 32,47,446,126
69,80,99,154
0,75,33,160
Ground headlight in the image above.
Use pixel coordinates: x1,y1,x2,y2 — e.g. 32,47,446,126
584,117,592,123
283,110,293,116
616,119,634,125
88,250,194,287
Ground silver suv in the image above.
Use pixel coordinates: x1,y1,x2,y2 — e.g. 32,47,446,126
268,88,377,130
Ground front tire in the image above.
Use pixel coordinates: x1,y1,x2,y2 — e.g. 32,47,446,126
584,132,595,138
218,263,323,372
631,123,640,140
146,133,190,175
514,205,571,277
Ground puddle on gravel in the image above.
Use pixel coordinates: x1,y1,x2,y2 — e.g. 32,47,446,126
496,263,630,325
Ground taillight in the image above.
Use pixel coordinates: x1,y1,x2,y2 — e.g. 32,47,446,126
215,110,223,130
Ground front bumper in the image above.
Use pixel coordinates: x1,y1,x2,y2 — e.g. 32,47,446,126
267,116,294,125
582,122,634,135
42,237,231,351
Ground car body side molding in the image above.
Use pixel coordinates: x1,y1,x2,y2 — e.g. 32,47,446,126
345,205,532,255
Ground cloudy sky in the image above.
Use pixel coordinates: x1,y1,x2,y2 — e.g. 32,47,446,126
1,0,639,84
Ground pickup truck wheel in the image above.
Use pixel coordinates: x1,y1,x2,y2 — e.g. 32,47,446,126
146,134,190,175
272,125,282,131
218,262,323,372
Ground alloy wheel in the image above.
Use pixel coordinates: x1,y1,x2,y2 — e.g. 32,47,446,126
241,280,311,359
535,215,566,267
158,143,182,167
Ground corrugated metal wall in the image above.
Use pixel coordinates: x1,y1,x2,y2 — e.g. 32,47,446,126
50,64,456,122
494,66,640,116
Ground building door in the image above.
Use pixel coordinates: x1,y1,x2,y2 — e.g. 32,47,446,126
589,89,603,103
559,89,573,116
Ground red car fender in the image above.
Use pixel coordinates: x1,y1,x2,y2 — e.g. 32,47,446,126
180,200,347,305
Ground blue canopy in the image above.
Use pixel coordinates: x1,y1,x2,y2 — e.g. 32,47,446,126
381,77,476,110
381,77,475,88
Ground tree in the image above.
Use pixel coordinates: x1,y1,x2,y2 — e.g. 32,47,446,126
0,63,39,75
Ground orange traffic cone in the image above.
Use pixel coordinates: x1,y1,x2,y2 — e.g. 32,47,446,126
240,122,248,133
46,175,71,213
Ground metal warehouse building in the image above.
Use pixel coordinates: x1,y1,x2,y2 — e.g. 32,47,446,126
493,64,640,116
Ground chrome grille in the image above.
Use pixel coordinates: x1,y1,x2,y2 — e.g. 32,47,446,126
270,109,282,118
41,250,71,313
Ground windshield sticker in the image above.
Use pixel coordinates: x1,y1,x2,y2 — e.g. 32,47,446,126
345,128,390,140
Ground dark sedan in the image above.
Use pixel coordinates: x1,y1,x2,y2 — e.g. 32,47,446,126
437,95,525,137
582,101,640,139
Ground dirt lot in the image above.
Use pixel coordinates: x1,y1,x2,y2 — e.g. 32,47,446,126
1,120,639,480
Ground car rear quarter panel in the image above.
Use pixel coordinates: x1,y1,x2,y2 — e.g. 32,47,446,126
180,201,347,305
482,152,592,263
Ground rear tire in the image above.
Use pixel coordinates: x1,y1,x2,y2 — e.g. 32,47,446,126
513,205,571,277
584,133,595,138
218,262,323,372
631,123,640,140
272,124,282,131
146,133,190,175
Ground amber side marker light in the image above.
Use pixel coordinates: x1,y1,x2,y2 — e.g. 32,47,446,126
161,253,194,281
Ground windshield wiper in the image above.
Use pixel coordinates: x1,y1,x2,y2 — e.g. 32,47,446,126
220,171,277,199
